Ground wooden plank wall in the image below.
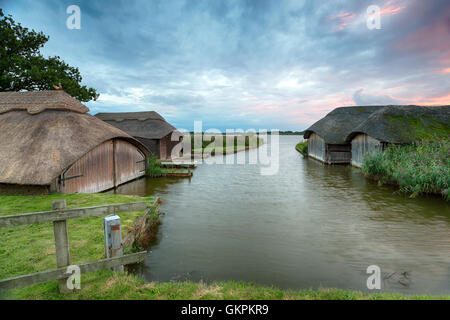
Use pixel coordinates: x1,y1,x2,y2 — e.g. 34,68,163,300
351,133,382,168
327,144,352,164
58,139,146,193
59,140,114,193
307,133,326,162
114,140,146,186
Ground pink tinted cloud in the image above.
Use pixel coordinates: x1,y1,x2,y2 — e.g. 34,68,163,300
435,67,450,74
395,7,450,62
380,0,407,16
329,1,407,32
396,21,450,53
287,96,356,125
328,12,357,31
395,11,450,75
248,94,355,126
410,94,450,106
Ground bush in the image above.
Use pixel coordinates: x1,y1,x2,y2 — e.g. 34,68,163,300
296,141,308,156
146,155,162,176
362,137,449,200
362,150,390,177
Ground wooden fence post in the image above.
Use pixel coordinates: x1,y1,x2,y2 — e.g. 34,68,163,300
0,201,150,290
52,200,71,294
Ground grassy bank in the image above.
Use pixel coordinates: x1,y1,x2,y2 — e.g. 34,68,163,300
146,156,191,177
2,271,448,300
362,137,449,200
1,193,448,300
191,135,263,155
295,141,308,156
146,155,163,176
0,193,156,298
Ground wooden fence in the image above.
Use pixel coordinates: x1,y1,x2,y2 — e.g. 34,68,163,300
0,200,152,293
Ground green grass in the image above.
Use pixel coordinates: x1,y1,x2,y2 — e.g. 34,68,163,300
194,145,248,153
362,137,450,200
0,193,154,297
1,193,448,300
296,141,308,156
146,157,190,176
2,272,448,300
191,135,263,155
146,155,163,176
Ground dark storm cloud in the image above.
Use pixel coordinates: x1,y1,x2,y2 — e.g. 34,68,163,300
2,0,449,130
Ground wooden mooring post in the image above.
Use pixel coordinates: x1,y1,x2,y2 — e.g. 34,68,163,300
52,200,71,294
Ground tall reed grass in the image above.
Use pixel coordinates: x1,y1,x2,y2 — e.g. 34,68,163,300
362,137,449,200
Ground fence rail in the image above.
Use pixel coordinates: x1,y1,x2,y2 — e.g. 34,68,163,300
0,202,148,227
0,199,154,292
0,252,147,290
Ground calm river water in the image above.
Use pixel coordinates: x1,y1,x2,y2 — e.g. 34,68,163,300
116,135,450,295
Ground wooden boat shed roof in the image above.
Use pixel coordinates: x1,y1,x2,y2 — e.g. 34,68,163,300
95,111,179,140
345,105,450,143
303,106,384,144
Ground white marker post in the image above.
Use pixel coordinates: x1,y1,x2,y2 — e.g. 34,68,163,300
103,215,124,272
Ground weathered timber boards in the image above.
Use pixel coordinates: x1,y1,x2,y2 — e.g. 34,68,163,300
0,251,147,290
0,201,148,227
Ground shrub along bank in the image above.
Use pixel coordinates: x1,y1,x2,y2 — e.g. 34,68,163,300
296,141,308,156
362,137,449,200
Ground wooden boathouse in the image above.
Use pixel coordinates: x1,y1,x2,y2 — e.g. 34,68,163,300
95,111,182,160
346,105,450,167
0,91,149,194
303,106,383,164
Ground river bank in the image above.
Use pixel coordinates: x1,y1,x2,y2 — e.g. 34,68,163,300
295,141,308,157
0,193,157,298
193,144,260,158
191,134,263,158
3,271,449,300
1,193,448,300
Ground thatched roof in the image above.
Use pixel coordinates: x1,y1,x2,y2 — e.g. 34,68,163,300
0,90,89,114
95,111,178,139
0,91,148,186
345,105,450,143
304,106,385,144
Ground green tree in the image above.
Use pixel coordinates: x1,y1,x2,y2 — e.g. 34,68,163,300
0,9,98,102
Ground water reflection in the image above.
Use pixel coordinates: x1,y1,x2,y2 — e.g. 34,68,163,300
116,136,450,295
114,176,188,197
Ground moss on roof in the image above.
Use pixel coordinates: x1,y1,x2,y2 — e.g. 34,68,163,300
304,105,450,145
303,106,385,144
346,105,450,143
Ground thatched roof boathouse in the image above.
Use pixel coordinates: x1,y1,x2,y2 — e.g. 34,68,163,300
304,104,450,167
0,91,149,194
95,111,182,160
303,106,384,164
346,105,450,167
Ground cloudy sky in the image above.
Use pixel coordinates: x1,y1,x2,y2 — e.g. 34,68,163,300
2,0,449,130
